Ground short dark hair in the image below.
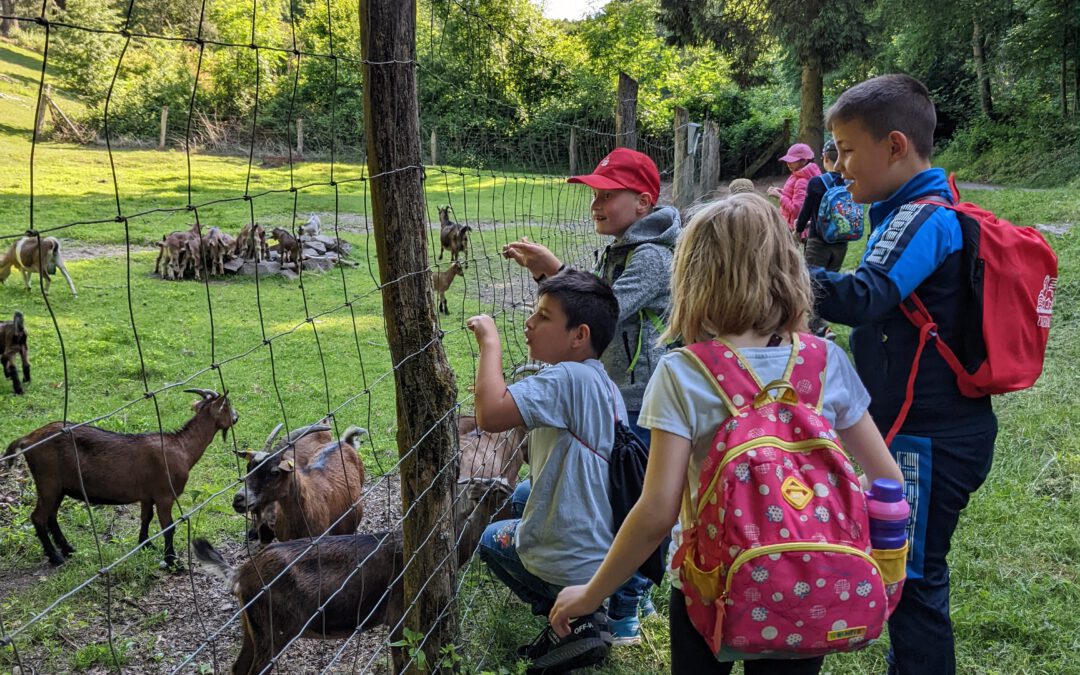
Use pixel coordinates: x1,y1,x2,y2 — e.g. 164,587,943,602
822,139,838,162
537,268,619,356
826,74,936,160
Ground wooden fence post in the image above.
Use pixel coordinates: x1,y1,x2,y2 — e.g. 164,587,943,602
34,84,50,138
360,1,459,672
673,107,693,209
615,71,638,150
698,121,720,198
430,128,439,165
296,118,304,155
569,126,577,176
159,106,168,149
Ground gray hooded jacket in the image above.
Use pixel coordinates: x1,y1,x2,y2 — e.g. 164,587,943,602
592,205,681,411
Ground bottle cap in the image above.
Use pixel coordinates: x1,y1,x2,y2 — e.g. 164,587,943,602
866,478,904,503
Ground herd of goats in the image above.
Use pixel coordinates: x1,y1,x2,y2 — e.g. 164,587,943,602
0,203,523,673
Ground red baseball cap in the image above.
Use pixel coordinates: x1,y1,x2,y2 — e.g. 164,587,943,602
568,148,661,205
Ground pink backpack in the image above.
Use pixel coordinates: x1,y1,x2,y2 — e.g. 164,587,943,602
671,334,905,658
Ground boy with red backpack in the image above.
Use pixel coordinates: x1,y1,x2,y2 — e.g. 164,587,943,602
549,193,905,674
809,74,1056,674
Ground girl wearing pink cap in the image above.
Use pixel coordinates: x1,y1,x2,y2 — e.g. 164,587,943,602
767,143,821,235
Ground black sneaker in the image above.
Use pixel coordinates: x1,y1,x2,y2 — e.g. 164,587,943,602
520,612,611,674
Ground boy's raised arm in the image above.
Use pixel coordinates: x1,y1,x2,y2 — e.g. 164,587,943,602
466,314,525,433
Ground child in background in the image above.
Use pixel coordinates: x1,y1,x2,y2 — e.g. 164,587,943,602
727,177,756,194
795,138,848,337
548,193,903,675
810,73,998,675
502,147,679,643
468,269,623,674
768,142,822,235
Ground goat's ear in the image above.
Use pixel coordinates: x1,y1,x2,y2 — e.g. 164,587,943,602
277,458,295,473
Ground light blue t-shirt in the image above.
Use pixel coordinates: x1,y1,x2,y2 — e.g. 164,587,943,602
637,340,871,586
507,359,627,586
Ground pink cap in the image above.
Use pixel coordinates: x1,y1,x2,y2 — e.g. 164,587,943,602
779,143,814,163
568,148,661,205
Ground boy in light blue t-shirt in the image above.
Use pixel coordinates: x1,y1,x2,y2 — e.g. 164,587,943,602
467,268,623,674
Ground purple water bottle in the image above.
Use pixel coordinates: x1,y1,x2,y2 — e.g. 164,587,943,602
865,479,910,549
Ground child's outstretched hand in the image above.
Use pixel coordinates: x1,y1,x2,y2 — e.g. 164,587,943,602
549,584,597,639
466,314,498,346
767,186,782,198
502,237,562,280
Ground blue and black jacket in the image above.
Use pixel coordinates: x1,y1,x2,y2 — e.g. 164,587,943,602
811,168,994,435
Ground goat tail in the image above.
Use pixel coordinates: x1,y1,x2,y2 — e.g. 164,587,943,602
2,436,24,471
12,311,24,331
192,538,236,585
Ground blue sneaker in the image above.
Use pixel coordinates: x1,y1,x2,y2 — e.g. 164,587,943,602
608,614,641,646
639,594,656,621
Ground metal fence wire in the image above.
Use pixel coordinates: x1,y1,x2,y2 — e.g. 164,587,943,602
0,0,676,673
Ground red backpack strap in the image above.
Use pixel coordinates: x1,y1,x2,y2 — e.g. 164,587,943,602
786,333,828,413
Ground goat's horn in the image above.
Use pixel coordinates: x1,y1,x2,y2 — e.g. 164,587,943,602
183,388,219,399
285,424,332,443
340,426,368,446
261,423,285,452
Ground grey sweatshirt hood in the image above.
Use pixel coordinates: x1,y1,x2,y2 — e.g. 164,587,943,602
594,205,681,411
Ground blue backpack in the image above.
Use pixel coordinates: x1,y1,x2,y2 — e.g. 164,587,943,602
816,173,864,243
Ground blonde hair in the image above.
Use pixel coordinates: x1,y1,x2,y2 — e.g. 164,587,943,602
662,193,813,345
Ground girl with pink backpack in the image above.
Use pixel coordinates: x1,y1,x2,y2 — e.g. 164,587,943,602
549,193,905,674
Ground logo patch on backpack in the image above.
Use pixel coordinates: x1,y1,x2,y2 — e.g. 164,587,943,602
671,334,903,658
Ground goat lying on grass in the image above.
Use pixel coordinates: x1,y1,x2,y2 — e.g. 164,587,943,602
431,261,466,315
0,236,77,297
194,477,512,675
437,205,471,263
3,389,239,566
0,311,29,395
234,423,367,542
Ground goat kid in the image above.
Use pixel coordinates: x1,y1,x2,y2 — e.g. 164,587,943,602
431,261,466,315
437,205,472,263
270,227,302,268
301,214,321,238
3,389,239,566
0,311,30,395
0,236,77,297
193,477,512,675
234,223,270,262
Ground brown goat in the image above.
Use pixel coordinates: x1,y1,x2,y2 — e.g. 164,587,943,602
0,236,77,297
456,414,527,484
3,389,239,566
270,227,302,268
234,222,270,261
155,224,202,280
437,206,471,263
193,477,513,675
234,424,367,542
0,311,29,395
431,261,466,315
203,227,230,276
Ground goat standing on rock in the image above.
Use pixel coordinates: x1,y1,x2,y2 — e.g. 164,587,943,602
0,236,77,297
270,227,302,268
438,205,471,262
3,389,239,567
0,311,30,395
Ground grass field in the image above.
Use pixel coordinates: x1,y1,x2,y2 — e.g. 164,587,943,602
1,38,1079,675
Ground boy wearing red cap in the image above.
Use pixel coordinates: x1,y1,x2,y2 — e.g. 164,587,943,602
767,142,822,233
503,147,681,645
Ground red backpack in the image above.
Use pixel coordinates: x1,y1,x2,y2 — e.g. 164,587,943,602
887,173,1058,443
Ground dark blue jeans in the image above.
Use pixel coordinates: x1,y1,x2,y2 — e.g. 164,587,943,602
478,518,564,616
886,423,997,675
510,479,650,620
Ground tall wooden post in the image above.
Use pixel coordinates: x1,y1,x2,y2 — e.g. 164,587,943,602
159,106,169,149
615,71,638,150
698,121,720,198
296,118,304,155
34,84,50,138
673,107,693,209
430,128,439,165
568,127,578,176
360,1,459,672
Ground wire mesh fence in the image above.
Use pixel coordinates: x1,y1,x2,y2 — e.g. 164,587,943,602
0,1,680,673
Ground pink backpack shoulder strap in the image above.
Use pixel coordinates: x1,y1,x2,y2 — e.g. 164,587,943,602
786,333,828,413
681,338,771,416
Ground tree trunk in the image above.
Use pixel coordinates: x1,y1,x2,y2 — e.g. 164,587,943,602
0,0,18,37
360,1,460,673
972,18,995,119
798,50,823,162
1062,33,1070,117
673,107,693,209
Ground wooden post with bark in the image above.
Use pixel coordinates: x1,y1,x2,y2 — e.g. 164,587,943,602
430,129,439,165
615,71,638,150
34,84,50,139
697,121,720,199
569,126,577,176
673,107,693,209
360,1,460,672
159,106,168,149
296,118,304,155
